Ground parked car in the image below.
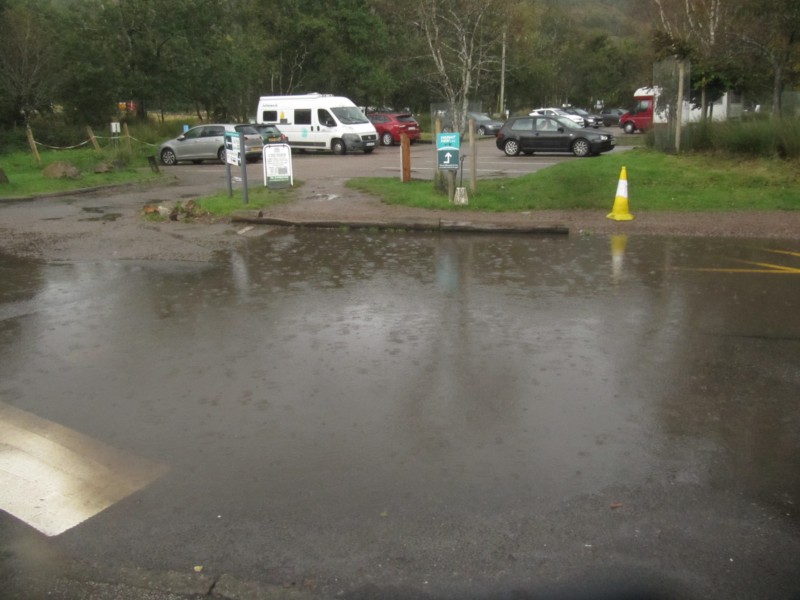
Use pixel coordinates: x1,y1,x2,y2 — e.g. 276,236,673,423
159,124,264,165
529,107,585,127
466,112,504,135
436,111,503,135
367,112,421,146
562,107,604,128
252,123,288,144
600,107,625,127
495,115,615,157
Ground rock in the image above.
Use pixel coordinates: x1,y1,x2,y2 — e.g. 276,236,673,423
94,162,114,174
43,161,81,180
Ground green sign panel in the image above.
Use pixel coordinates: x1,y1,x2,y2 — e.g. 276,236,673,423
437,132,461,170
437,149,459,169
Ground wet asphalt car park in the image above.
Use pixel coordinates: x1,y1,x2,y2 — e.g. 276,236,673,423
1,134,799,600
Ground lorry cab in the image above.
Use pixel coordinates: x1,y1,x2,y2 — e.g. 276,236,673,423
256,93,378,155
619,87,655,134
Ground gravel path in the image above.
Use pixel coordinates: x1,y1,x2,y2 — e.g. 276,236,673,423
1,170,798,263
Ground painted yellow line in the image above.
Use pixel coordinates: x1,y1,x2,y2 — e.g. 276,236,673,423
678,248,800,274
735,260,800,273
683,268,800,273
0,401,167,536
764,249,800,259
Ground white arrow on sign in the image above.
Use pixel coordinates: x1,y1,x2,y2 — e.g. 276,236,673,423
444,152,452,164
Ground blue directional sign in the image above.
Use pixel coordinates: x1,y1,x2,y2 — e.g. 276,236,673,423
437,132,461,170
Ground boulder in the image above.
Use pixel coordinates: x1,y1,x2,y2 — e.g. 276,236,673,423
43,161,81,179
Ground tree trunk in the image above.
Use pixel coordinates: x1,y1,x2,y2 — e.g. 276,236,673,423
772,62,782,118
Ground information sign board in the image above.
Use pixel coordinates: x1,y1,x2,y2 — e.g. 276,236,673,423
263,143,293,189
224,132,241,166
437,132,461,170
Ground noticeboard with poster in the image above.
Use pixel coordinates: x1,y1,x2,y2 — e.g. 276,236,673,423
262,143,293,189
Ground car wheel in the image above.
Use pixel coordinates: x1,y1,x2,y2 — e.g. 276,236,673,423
331,139,346,155
503,139,520,156
477,126,486,135
217,147,226,163
160,148,177,166
381,132,394,146
623,121,636,134
572,138,591,157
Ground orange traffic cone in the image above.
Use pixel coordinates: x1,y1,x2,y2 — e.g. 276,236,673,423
607,166,634,221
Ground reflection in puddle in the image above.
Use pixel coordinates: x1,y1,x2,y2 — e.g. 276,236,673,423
0,231,798,581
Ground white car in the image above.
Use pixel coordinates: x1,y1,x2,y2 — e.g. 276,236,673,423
159,124,264,165
529,107,585,127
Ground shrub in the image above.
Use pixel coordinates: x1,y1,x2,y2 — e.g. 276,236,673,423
679,118,799,159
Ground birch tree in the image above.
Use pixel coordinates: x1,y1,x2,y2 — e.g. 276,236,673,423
652,0,734,115
415,0,507,132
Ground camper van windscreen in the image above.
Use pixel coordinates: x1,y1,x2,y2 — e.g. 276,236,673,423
331,106,369,125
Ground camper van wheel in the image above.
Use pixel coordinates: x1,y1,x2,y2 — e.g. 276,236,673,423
623,121,636,134
331,139,346,155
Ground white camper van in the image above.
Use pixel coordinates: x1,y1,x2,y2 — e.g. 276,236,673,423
256,93,378,155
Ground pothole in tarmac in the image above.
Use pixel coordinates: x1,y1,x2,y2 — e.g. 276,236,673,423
79,207,123,222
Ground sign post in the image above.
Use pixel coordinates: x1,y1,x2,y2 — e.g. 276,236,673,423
224,131,249,204
437,132,461,202
437,132,460,171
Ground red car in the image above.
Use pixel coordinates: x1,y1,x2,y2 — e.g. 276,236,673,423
367,112,421,146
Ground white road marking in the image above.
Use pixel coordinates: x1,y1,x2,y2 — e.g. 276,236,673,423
0,401,167,536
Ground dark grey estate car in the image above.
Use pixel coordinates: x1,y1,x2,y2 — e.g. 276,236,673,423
495,115,615,157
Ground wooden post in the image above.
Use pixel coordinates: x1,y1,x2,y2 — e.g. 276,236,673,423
447,170,455,202
86,126,100,151
26,125,41,163
122,122,132,153
469,117,477,193
400,134,411,182
675,60,685,154
434,117,445,192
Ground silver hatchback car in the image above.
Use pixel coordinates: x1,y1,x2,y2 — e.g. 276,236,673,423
159,124,264,165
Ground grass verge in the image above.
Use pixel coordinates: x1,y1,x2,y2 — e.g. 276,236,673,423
0,148,164,198
197,184,297,215
347,148,800,212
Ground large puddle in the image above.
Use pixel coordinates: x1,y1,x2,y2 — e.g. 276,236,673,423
1,231,799,595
